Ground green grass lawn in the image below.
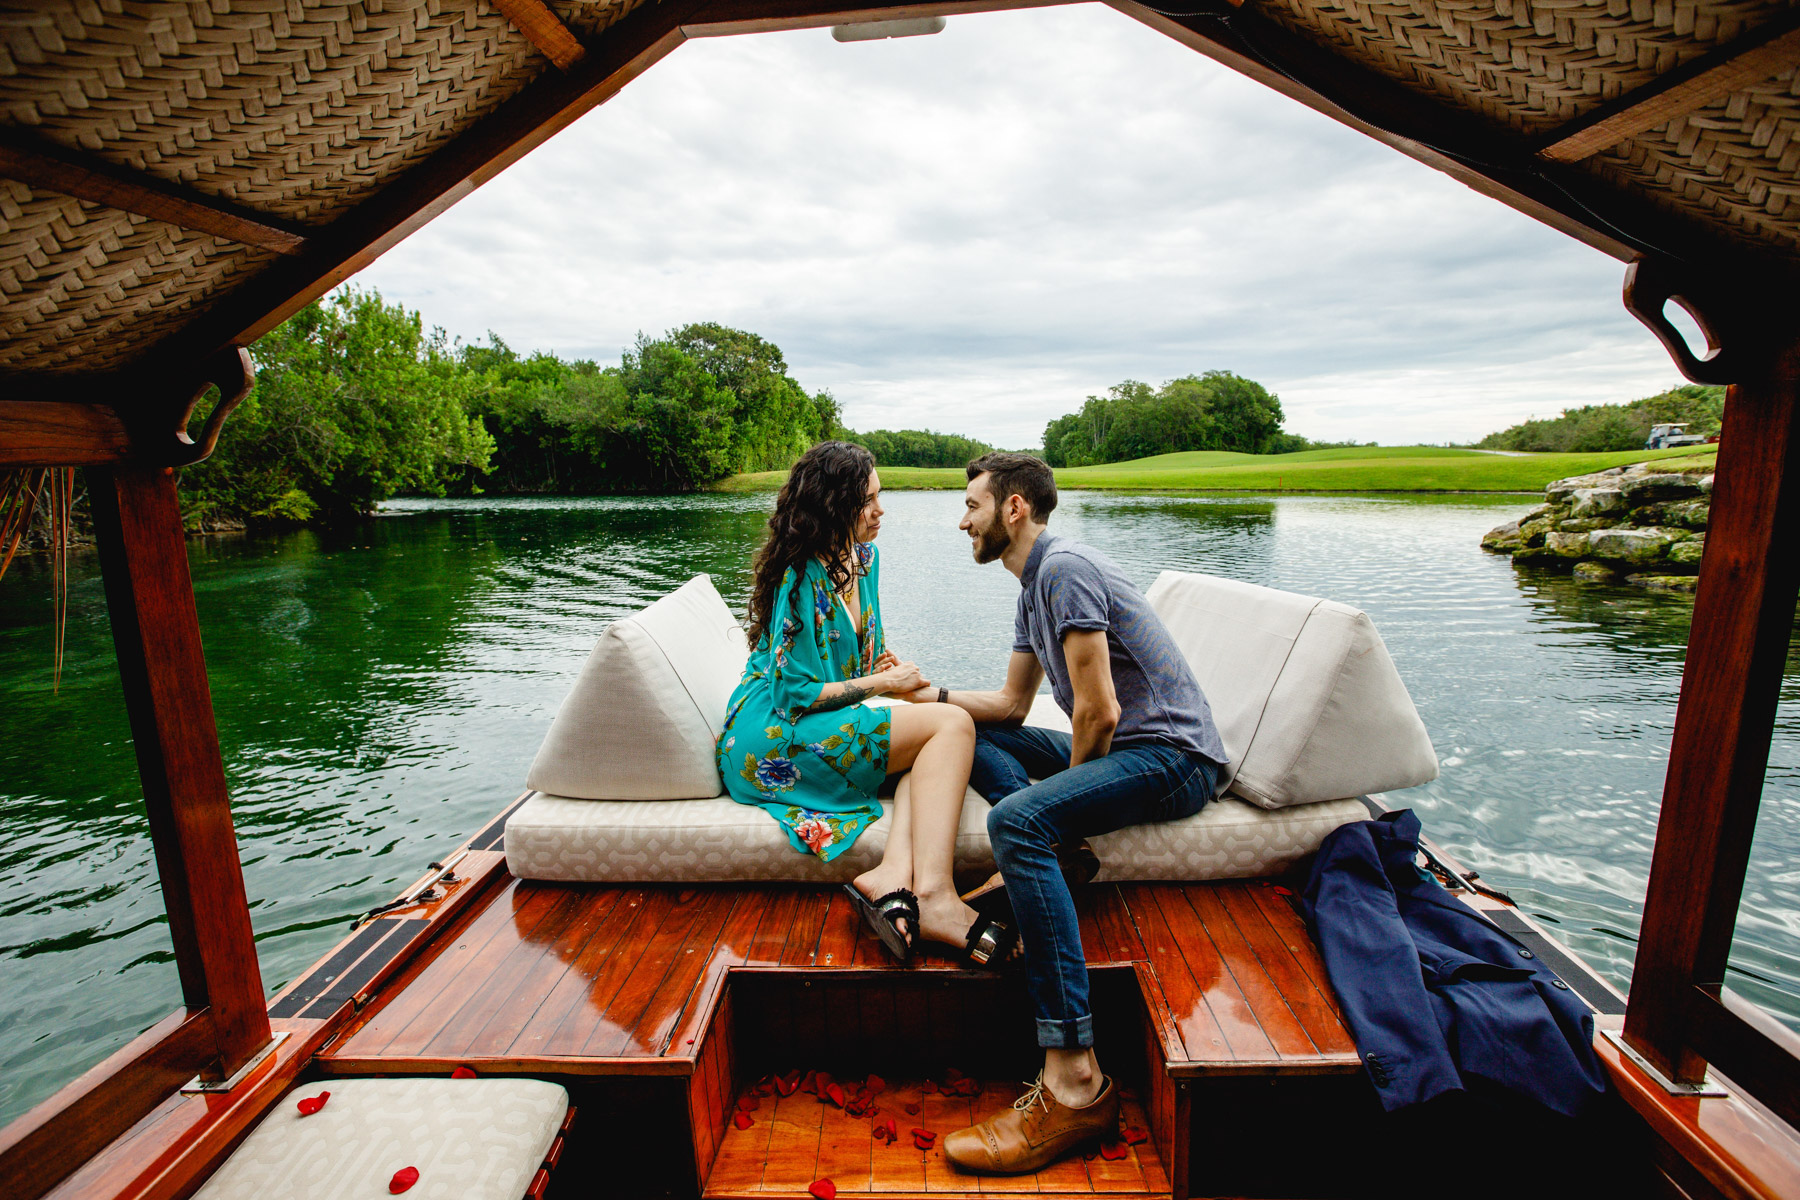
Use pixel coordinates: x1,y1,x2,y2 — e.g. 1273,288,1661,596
712,444,1718,494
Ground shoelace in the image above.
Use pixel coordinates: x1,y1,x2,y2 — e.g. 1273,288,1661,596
1012,1077,1049,1114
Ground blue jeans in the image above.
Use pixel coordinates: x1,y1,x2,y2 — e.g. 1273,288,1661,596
974,724,1218,1049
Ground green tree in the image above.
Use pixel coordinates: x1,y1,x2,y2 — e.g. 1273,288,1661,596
180,289,494,526
1041,371,1289,465
849,429,996,467
1474,384,1726,452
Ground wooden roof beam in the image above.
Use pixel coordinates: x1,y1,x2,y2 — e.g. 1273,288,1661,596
493,0,588,70
0,130,308,255
1539,11,1800,164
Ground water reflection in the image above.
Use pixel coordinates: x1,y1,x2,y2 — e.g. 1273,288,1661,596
0,489,1795,1125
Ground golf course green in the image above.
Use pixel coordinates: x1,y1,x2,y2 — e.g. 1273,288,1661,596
713,444,1719,494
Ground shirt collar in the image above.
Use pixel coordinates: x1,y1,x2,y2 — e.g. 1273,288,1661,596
1020,531,1058,591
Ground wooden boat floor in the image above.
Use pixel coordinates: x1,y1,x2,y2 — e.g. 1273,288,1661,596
316,879,1361,1078
706,1077,1167,1198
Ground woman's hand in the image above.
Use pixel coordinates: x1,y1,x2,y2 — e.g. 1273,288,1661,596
873,650,900,674
878,660,927,695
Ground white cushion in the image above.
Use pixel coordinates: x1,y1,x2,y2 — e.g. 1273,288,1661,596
503,783,1364,884
525,574,748,800
1145,571,1438,809
192,1077,567,1200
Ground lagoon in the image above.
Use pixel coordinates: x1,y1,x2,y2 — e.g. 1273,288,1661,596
1,490,1796,1125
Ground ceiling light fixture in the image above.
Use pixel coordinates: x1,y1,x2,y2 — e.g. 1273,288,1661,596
830,16,947,41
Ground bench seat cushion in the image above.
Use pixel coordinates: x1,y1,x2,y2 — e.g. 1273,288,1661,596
1148,571,1438,809
504,788,1367,884
193,1077,567,1200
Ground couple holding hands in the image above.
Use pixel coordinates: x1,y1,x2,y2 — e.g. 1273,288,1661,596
716,443,1228,1175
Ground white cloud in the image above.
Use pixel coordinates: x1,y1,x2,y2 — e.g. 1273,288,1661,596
357,3,1686,448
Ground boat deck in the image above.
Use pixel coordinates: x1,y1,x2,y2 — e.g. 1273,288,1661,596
314,879,1361,1079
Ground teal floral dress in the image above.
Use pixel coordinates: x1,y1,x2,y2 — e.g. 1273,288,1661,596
718,543,891,861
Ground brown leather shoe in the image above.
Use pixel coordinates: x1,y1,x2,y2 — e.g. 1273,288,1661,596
942,1075,1118,1175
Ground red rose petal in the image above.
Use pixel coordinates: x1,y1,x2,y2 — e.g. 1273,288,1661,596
904,1101,920,1115
799,1070,817,1095
1084,1150,1098,1162
886,1118,898,1140
738,1095,758,1112
809,1180,836,1200
919,1080,937,1094
734,1112,754,1130
944,1067,964,1083
825,1083,846,1108
866,1074,886,1095
913,1133,935,1151
1272,885,1293,896
1100,1142,1128,1161
954,1079,979,1096
776,1073,799,1097
450,1066,477,1079
389,1166,420,1193
295,1091,330,1116
1122,1126,1149,1146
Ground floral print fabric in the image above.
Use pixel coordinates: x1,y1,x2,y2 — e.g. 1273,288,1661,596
717,544,891,860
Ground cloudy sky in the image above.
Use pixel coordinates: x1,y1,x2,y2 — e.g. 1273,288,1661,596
356,3,1690,448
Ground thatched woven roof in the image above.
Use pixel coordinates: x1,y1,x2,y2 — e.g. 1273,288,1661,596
0,0,1795,391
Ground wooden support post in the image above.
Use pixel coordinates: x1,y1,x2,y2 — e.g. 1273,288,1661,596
1623,331,1800,1083
88,465,271,1079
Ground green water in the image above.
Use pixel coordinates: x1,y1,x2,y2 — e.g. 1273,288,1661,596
1,491,1796,1125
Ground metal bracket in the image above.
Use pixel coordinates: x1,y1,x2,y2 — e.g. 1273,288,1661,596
1622,259,1741,385
180,1030,288,1094
1601,1029,1729,1098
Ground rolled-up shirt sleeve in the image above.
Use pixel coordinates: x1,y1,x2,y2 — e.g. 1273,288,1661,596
1041,554,1112,639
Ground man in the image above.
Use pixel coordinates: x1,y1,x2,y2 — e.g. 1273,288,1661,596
912,452,1228,1174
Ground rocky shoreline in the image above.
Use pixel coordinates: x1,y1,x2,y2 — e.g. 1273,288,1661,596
1480,460,1712,591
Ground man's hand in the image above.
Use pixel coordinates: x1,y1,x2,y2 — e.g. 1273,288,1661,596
1064,630,1120,766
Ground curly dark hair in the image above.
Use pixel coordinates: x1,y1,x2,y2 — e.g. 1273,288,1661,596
746,440,876,649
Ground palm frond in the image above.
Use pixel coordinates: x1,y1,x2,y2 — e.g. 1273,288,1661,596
0,466,77,691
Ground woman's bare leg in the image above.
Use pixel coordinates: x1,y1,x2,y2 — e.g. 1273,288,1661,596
882,704,987,950
852,783,916,940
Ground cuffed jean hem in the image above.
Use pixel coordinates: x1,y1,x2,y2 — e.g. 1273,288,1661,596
1037,1014,1094,1049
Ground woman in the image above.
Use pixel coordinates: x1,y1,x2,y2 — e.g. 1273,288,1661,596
718,441,1015,967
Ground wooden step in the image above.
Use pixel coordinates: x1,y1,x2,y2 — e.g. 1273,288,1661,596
704,1075,1169,1199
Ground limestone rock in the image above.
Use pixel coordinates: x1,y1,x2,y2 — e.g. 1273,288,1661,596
1620,473,1706,505
1665,499,1710,529
1545,531,1590,558
1588,527,1674,563
1569,487,1625,517
1546,468,1627,502
1573,562,1618,583
1481,519,1524,553
1627,575,1700,593
1558,517,1622,533
1668,535,1706,565
1517,515,1554,547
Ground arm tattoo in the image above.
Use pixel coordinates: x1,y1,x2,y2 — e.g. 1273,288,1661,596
804,680,871,715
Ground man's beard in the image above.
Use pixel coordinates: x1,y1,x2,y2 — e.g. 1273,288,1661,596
971,518,1011,564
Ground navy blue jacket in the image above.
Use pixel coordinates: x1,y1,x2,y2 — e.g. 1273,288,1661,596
1301,810,1608,1116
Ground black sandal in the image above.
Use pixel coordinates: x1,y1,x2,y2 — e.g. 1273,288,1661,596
845,884,919,963
959,913,1020,970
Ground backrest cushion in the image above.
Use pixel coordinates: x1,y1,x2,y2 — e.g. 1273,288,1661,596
1146,571,1437,808
526,574,749,800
